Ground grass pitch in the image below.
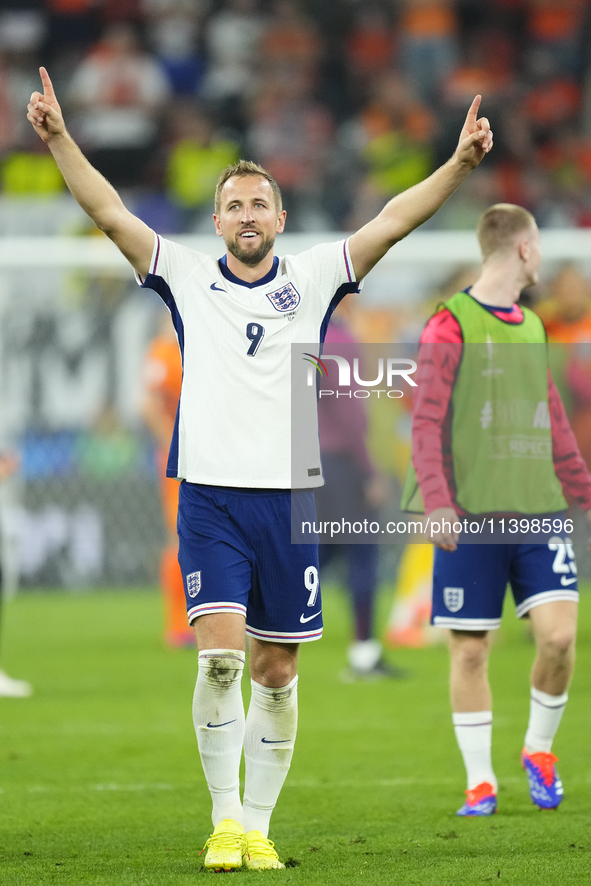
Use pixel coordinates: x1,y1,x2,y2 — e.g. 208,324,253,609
0,582,590,884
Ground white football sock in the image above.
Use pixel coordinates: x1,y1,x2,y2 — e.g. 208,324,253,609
193,649,246,827
243,676,298,836
348,639,381,673
452,711,496,792
524,687,568,754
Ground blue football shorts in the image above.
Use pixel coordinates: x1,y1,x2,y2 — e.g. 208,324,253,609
432,535,579,631
177,482,322,643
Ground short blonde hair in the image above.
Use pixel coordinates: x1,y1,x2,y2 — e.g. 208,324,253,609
477,203,536,261
214,160,282,214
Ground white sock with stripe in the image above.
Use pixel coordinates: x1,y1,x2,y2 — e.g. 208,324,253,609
193,649,246,827
524,687,568,754
243,676,298,836
452,711,496,792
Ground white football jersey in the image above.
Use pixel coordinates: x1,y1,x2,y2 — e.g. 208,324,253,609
137,234,359,488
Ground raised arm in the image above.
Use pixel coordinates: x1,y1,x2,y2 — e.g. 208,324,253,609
27,67,155,278
348,95,493,281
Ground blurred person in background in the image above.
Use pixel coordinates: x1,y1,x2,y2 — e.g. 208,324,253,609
402,203,591,817
0,12,67,199
246,0,331,231
201,0,266,134
0,452,32,698
540,263,591,344
27,67,491,870
316,299,405,681
45,0,101,65
525,0,586,79
0,10,48,152
0,51,18,156
344,3,396,108
66,22,171,188
246,68,334,230
142,0,206,98
142,311,194,648
397,0,459,106
539,264,591,471
260,0,322,78
336,73,436,232
164,103,239,231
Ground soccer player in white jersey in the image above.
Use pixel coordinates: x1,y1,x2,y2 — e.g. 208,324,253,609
27,67,492,871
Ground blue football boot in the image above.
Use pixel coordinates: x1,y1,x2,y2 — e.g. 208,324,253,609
456,782,497,816
521,749,563,809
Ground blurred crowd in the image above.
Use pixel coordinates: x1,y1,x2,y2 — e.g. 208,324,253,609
1,0,591,232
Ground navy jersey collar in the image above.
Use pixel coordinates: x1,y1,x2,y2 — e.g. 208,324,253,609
463,287,516,314
218,254,279,289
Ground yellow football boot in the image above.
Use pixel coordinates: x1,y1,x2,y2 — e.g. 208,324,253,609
243,830,285,871
201,819,246,872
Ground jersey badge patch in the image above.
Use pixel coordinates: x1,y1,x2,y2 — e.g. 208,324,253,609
187,571,201,598
444,586,464,613
266,282,301,312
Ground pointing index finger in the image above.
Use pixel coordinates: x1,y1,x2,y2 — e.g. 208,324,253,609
464,94,482,130
39,66,55,98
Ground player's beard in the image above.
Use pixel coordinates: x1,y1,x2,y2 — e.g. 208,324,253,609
226,231,275,267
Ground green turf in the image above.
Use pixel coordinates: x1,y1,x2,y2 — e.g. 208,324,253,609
0,583,589,884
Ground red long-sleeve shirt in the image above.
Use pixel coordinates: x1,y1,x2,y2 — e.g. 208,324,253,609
412,303,591,515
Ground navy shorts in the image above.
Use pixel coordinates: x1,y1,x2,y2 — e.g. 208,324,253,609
432,536,579,631
177,482,322,643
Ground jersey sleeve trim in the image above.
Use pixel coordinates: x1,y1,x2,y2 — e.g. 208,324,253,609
135,271,184,480
319,281,360,345
134,231,160,286
343,239,355,283
151,234,162,274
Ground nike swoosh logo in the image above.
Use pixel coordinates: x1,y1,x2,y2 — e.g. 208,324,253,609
300,611,321,624
261,738,291,744
210,283,226,292
207,719,237,728
560,576,577,586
